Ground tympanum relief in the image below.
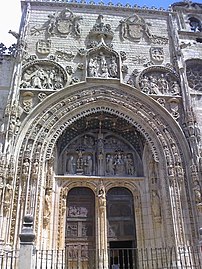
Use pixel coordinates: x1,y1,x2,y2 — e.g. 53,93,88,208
20,61,67,90
58,113,144,177
64,135,137,177
139,70,180,96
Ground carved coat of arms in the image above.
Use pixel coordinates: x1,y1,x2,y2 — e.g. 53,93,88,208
36,40,51,55
150,47,164,62
56,9,73,34
120,14,150,41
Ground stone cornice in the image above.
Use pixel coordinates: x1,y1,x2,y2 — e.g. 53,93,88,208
21,0,170,16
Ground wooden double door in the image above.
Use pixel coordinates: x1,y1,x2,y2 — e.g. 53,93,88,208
65,187,136,269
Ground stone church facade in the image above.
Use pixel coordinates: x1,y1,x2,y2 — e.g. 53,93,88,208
0,0,202,268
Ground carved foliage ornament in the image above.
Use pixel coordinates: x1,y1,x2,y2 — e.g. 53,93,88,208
30,8,83,37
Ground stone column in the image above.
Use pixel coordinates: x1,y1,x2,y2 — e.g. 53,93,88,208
19,215,35,269
97,183,108,269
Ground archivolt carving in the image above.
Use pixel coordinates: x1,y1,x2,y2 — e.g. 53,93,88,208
17,85,184,170
10,84,187,246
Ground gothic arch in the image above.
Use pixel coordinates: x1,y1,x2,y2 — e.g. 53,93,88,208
10,80,192,248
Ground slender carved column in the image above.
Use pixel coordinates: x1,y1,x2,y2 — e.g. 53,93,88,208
97,182,108,269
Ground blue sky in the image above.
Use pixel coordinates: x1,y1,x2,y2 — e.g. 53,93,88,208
0,0,201,47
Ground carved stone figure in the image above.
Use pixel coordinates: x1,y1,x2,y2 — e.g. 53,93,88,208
114,153,125,175
88,57,99,77
67,156,75,174
84,155,93,175
193,180,202,205
43,188,52,226
151,190,161,219
158,74,169,94
140,75,150,93
3,178,13,215
32,159,39,179
108,56,118,78
99,52,108,78
106,154,114,175
22,158,30,176
171,81,180,95
97,184,106,208
149,76,159,94
125,154,135,175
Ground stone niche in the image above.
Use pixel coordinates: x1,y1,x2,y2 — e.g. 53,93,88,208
87,47,120,80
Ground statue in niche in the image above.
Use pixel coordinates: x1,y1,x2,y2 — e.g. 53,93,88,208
125,154,135,175
99,52,108,78
97,183,106,208
151,190,161,220
88,57,99,77
76,151,84,174
22,158,30,177
84,155,93,175
88,52,118,79
43,188,52,226
32,159,39,179
108,56,118,78
106,154,115,175
114,153,125,176
193,180,202,205
66,156,76,174
3,178,13,215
